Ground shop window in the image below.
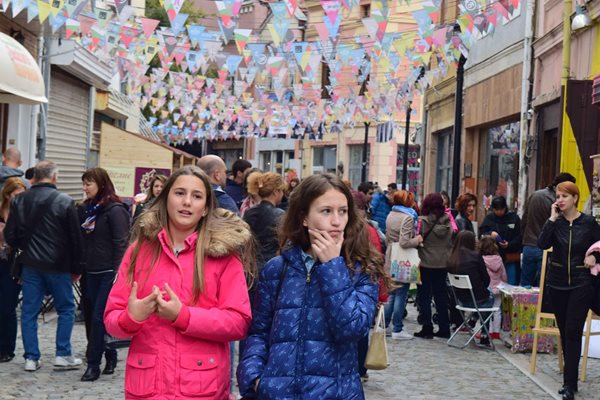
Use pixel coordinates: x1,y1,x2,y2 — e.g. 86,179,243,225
435,129,453,197
348,144,370,188
396,144,421,195
479,121,520,209
313,146,336,173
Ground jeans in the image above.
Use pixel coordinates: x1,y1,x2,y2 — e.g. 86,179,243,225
21,266,75,361
384,284,410,332
357,333,369,376
0,262,21,357
548,285,594,389
418,268,450,332
85,271,117,367
459,290,495,332
521,246,543,288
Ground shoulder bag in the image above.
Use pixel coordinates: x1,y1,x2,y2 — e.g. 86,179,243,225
364,305,389,370
389,218,439,284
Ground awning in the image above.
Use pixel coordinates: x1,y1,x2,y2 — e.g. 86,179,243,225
0,32,47,104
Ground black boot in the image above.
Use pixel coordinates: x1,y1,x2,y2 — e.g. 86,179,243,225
102,358,117,375
562,386,575,400
414,325,434,339
559,385,578,395
81,365,101,381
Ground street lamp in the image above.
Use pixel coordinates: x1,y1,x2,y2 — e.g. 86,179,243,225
401,67,425,190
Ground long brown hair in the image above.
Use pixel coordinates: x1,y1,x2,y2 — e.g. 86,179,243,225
279,173,388,288
81,167,121,205
447,230,477,274
127,166,256,304
144,174,167,204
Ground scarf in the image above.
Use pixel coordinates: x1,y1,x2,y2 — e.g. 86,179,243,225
392,205,419,230
81,203,101,233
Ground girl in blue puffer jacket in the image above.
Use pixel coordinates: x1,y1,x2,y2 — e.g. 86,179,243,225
237,173,387,400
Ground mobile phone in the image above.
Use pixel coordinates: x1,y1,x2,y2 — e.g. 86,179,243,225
554,205,560,214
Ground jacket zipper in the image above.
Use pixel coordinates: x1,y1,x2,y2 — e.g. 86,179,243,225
568,222,573,286
294,267,313,397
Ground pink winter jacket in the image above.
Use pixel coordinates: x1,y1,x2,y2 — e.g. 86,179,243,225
104,226,252,400
482,254,507,294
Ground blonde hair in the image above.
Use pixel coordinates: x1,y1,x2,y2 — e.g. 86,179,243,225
247,172,285,199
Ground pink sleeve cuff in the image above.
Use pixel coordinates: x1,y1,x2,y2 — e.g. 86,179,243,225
118,309,145,333
172,304,191,331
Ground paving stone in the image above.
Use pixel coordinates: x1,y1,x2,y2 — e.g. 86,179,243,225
0,306,566,399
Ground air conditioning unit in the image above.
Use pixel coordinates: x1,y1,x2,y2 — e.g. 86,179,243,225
593,75,600,107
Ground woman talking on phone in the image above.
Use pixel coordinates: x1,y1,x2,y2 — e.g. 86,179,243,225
538,181,600,400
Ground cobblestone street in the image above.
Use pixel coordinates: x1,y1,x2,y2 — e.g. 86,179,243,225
4,304,599,399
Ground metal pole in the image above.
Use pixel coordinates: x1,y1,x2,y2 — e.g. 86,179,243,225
401,102,412,190
451,55,466,206
361,122,370,183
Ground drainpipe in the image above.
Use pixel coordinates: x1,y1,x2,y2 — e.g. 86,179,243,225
361,122,370,183
85,87,96,168
37,37,51,160
517,0,536,216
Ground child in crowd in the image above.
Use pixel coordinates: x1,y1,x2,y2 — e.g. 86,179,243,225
480,236,507,340
104,166,256,399
237,173,386,399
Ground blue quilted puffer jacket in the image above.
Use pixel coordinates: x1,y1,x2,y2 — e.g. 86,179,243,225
237,246,379,400
370,192,392,233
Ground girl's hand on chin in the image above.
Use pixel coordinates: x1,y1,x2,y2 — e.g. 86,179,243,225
308,228,344,264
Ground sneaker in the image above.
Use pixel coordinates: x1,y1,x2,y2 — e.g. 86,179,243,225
385,326,392,337
54,356,82,368
391,330,414,340
25,359,41,372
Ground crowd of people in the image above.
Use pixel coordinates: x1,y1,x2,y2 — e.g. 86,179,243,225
0,146,599,400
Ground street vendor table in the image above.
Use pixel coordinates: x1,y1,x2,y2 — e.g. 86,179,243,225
499,285,555,353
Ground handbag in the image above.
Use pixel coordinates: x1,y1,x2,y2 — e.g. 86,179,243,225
504,252,521,264
389,243,421,284
364,306,389,370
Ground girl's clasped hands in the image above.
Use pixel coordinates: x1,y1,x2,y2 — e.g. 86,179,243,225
127,281,182,322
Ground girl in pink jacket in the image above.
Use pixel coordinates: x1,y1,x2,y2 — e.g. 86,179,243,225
480,236,507,340
104,166,256,400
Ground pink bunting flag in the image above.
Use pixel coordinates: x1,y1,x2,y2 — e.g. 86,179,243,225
140,17,160,39
78,14,96,36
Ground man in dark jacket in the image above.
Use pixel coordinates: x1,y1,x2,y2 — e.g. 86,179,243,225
480,196,522,285
198,154,239,214
520,172,575,287
225,159,251,209
5,160,83,372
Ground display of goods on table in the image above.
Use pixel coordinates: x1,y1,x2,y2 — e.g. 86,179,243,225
500,286,554,353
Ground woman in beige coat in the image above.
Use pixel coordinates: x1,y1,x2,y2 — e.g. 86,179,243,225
384,191,422,340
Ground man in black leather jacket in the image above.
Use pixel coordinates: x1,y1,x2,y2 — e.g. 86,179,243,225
5,160,83,372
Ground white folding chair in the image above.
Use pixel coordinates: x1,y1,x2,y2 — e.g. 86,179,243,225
447,273,500,350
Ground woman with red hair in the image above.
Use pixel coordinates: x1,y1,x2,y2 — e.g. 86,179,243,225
538,181,600,400
455,193,477,233
384,190,422,340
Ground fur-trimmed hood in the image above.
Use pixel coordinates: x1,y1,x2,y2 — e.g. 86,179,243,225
136,207,253,258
